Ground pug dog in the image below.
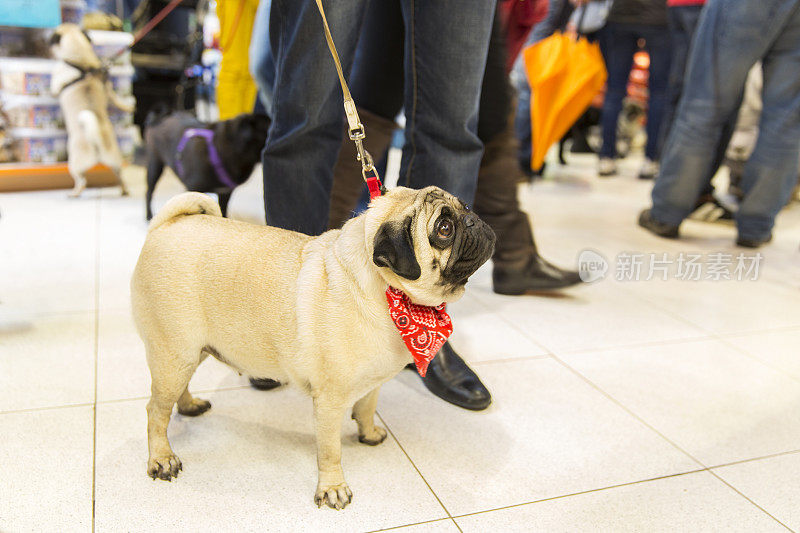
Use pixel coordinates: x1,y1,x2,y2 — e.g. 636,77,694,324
131,186,495,509
50,23,134,197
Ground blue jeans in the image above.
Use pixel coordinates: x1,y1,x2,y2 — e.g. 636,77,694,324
260,0,495,235
510,0,575,167
658,5,738,188
249,0,274,115
651,0,800,241
599,22,671,160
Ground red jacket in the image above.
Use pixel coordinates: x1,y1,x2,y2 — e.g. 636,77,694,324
500,0,549,73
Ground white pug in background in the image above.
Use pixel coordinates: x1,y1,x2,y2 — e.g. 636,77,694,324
50,23,133,197
131,186,495,509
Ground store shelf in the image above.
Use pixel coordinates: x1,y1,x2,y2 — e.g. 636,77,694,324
0,162,120,192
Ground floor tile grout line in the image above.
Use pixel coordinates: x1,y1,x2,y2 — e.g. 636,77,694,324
470,354,551,366
448,467,709,521
97,384,254,405
376,411,455,522
364,517,457,533
715,336,800,386
91,195,101,533
706,448,800,471
548,352,708,467
0,384,255,416
705,469,795,532
0,401,95,417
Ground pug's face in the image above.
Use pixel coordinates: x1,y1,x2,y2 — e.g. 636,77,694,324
49,23,100,67
365,186,496,306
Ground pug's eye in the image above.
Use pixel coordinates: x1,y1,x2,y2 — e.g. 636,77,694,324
436,218,453,239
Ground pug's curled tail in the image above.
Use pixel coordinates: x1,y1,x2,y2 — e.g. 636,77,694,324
148,192,222,232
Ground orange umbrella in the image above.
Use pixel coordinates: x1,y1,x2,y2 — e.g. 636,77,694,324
522,32,607,171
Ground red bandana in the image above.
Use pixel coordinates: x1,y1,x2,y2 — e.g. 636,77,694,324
385,286,453,376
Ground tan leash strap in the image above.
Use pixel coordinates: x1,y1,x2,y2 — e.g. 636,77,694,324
314,0,379,184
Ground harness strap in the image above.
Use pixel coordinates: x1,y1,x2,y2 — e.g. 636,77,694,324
314,0,383,200
175,128,239,190
57,60,108,95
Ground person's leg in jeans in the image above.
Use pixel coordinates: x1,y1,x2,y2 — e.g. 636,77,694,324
736,4,800,243
659,6,703,154
511,0,575,172
659,5,740,200
249,0,274,116
641,25,671,163
397,0,495,205
598,22,638,175
262,0,367,236
646,0,800,240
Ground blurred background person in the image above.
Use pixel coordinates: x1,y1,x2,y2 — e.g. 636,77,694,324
597,0,670,179
640,0,800,248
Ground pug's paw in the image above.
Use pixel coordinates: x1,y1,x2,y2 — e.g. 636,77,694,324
177,398,211,417
147,453,182,481
358,426,387,446
314,482,353,510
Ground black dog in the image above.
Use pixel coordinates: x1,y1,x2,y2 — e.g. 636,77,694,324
143,110,269,219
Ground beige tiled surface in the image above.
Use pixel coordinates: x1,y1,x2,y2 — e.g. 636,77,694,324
454,471,786,532
713,452,800,530
1,154,800,531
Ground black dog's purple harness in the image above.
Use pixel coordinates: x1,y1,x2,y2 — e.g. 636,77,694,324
175,128,237,189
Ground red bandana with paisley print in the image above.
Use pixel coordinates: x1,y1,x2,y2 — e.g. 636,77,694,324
385,286,453,376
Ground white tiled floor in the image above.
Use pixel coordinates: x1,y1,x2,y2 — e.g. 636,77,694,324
1,153,800,532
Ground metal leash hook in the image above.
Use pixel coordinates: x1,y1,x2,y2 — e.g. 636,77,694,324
315,0,383,200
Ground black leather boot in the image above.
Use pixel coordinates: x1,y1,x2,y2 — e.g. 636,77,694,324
493,255,583,295
474,107,583,296
417,342,492,411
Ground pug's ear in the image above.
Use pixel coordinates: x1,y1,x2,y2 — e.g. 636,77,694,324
49,32,61,47
373,217,421,280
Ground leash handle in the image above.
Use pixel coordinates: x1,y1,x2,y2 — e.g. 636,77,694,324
314,0,383,196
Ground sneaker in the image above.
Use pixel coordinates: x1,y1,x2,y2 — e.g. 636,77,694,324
598,157,617,177
638,158,658,180
638,208,679,238
689,193,736,224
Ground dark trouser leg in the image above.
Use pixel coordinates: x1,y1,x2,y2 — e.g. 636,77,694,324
399,0,495,411
599,23,638,160
642,25,671,161
262,0,367,236
397,0,495,205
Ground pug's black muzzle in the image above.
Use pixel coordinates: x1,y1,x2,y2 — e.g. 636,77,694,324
441,213,496,286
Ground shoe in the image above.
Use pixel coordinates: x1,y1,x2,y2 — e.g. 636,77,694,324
638,208,679,238
638,158,658,180
418,342,491,411
249,377,281,390
689,193,736,224
598,157,617,177
493,255,583,295
736,234,772,248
